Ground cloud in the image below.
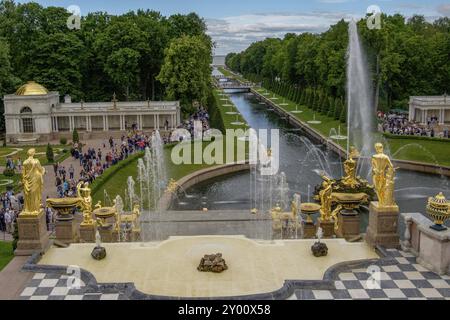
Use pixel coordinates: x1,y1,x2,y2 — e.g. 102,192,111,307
437,4,450,16
206,12,360,55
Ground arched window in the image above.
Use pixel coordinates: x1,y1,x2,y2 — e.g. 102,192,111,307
20,107,34,133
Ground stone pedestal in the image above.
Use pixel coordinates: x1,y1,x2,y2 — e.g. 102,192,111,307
303,221,316,238
336,210,360,239
55,216,79,244
318,218,335,238
98,226,113,243
15,210,49,256
365,202,400,249
79,224,96,243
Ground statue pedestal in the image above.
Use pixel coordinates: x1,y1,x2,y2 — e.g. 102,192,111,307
336,210,360,240
365,202,400,249
55,215,79,244
98,225,113,243
303,221,316,238
15,210,50,256
79,224,96,243
318,218,335,238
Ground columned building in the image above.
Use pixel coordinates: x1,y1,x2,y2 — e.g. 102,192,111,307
4,81,181,144
408,95,450,125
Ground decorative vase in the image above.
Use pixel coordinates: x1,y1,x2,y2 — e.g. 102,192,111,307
426,192,450,231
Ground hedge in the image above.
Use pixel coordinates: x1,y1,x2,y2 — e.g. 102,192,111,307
90,152,144,196
383,133,450,143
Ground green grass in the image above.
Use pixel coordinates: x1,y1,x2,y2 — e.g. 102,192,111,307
213,89,248,131
0,242,13,271
383,138,450,167
0,174,21,193
0,145,71,167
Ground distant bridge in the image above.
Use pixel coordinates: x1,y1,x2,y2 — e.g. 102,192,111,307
214,77,252,91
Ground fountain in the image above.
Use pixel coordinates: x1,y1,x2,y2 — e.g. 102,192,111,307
279,98,288,106
230,115,244,126
346,20,374,161
307,113,321,124
329,126,347,140
291,104,302,114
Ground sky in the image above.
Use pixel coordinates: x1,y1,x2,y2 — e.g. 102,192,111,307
18,0,450,55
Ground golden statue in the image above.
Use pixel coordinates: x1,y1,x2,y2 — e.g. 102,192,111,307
77,181,94,225
342,146,359,188
319,176,334,221
21,148,45,215
371,143,396,207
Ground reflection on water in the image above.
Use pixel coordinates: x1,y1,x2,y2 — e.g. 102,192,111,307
172,92,450,224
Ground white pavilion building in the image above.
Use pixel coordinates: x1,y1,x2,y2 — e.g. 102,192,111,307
408,95,450,125
4,81,181,144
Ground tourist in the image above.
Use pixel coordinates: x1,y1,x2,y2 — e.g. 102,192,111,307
69,164,75,180
16,158,22,172
4,208,12,233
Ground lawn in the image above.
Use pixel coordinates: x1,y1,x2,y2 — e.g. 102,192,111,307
384,138,450,167
0,144,71,167
213,88,248,131
0,241,13,271
0,173,21,193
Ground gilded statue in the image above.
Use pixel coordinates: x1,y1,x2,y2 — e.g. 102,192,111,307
21,148,45,215
342,146,359,188
77,181,94,225
371,143,396,207
319,176,334,221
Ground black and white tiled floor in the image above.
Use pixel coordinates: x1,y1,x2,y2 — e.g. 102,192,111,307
292,249,450,300
20,249,450,300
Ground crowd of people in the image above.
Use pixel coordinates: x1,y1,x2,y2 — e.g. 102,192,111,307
0,191,22,236
377,111,449,138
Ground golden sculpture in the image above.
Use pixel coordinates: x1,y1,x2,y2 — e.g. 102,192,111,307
77,182,94,226
426,192,450,231
166,178,179,194
342,146,359,188
371,143,396,208
319,176,334,221
21,148,45,215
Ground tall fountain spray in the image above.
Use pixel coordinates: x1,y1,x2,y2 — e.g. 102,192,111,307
347,20,374,176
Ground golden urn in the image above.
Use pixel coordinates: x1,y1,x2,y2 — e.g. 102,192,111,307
426,192,450,231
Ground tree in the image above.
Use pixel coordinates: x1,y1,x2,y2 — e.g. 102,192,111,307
46,143,54,163
72,128,79,143
157,35,212,114
105,48,140,100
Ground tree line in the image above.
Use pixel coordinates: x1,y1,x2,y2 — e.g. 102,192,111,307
226,14,450,114
0,0,214,131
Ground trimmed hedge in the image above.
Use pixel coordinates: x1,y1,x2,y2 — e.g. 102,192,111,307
90,152,144,196
383,133,450,143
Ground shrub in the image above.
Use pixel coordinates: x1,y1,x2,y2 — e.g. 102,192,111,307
3,167,15,177
59,137,67,145
72,128,79,143
46,143,54,163
383,133,450,143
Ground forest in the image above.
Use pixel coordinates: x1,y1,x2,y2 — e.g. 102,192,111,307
225,14,450,114
0,0,214,130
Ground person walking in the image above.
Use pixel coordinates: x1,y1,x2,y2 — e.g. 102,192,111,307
4,209,12,233
69,164,75,180
53,162,59,176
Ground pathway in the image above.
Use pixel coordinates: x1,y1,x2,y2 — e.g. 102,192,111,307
0,256,34,300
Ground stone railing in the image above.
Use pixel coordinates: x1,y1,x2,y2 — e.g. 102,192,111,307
401,212,449,275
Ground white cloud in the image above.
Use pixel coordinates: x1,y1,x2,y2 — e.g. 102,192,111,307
206,12,360,55
437,4,450,16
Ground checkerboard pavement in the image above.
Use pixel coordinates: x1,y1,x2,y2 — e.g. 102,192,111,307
20,249,450,300
292,249,450,300
19,273,127,300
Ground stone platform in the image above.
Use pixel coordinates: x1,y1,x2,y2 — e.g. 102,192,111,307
35,235,377,298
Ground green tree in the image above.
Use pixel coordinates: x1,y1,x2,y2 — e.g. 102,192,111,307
105,48,140,100
46,143,54,163
157,35,212,114
72,128,79,143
